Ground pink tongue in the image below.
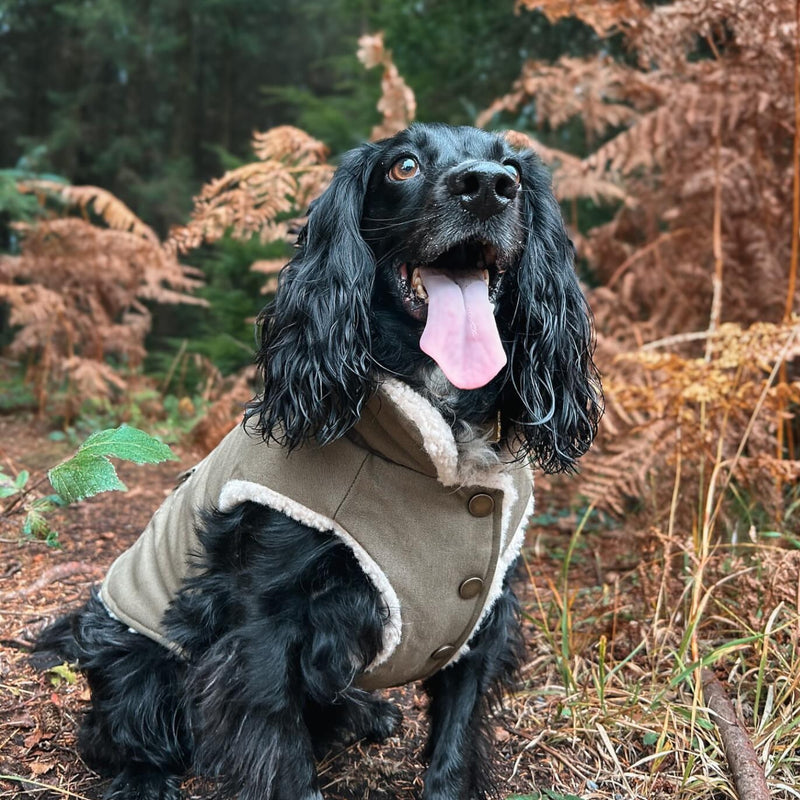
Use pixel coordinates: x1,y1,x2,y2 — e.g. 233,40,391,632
418,268,507,390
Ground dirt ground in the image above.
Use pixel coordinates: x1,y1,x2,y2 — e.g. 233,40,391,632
0,412,612,800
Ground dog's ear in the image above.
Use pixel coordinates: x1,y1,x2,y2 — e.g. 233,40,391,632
500,149,603,473
248,142,382,447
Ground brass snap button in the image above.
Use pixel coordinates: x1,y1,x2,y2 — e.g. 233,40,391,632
468,493,494,517
458,576,484,599
430,644,456,661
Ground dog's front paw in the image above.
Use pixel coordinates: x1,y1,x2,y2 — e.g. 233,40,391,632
103,766,181,800
421,786,460,800
361,697,403,743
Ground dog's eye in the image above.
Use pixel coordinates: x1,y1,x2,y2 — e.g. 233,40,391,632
389,157,420,181
503,162,521,184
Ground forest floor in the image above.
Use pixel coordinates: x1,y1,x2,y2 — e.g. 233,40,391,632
0,412,796,800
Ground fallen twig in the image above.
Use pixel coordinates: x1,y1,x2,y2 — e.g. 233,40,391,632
0,561,102,601
701,667,770,800
0,774,94,800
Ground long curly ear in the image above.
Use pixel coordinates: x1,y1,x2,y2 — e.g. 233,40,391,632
247,142,382,447
500,150,602,473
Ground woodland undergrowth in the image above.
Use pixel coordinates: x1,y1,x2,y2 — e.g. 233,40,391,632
2,3,800,798
487,2,800,798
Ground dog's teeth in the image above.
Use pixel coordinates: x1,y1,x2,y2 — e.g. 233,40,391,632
482,269,490,285
411,267,428,301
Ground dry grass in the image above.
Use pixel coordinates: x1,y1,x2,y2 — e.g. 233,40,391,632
502,494,800,799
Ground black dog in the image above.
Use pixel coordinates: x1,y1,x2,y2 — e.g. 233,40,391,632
36,124,601,800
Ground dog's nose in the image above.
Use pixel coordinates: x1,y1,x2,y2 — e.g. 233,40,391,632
446,161,519,220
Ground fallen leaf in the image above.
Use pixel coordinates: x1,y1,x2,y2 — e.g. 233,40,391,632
23,729,43,748
29,760,55,776
495,725,511,742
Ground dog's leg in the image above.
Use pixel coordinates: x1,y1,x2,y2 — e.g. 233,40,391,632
187,622,392,800
187,615,394,800
421,568,524,800
188,654,324,800
306,689,403,756
34,593,188,800
171,503,390,800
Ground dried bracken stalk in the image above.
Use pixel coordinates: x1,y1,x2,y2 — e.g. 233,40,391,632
357,33,417,141
701,668,771,800
166,126,333,256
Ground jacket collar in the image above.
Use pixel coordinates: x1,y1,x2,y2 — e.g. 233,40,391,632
351,379,518,489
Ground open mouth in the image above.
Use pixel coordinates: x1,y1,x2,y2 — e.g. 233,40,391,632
397,239,506,317
395,238,509,390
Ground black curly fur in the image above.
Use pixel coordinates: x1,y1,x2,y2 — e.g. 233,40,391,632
35,124,601,800
248,123,601,472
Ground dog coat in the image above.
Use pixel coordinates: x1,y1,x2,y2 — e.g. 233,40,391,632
100,379,533,689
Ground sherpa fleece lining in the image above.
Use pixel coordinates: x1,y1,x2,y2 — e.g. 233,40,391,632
217,479,403,670
217,378,532,672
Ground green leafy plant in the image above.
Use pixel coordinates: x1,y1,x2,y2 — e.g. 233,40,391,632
0,468,30,500
1,425,177,545
0,468,65,546
48,426,176,503
46,663,79,688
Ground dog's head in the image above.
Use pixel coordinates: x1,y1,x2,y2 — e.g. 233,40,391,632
251,124,601,473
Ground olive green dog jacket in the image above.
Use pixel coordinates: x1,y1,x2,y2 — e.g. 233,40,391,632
100,379,533,689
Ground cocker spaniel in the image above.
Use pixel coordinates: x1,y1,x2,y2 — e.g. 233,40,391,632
36,124,602,800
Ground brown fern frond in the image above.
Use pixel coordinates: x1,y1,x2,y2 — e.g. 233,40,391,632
511,2,800,347
0,253,23,282
357,32,417,140
503,129,627,203
516,0,647,36
251,126,329,166
502,130,581,169
478,55,657,142
251,259,286,295
63,356,129,399
191,367,258,453
1,216,204,413
19,180,159,243
579,424,670,516
580,320,800,519
167,127,333,255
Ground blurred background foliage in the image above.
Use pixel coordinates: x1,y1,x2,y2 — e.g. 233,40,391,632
0,0,601,382
0,0,599,231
